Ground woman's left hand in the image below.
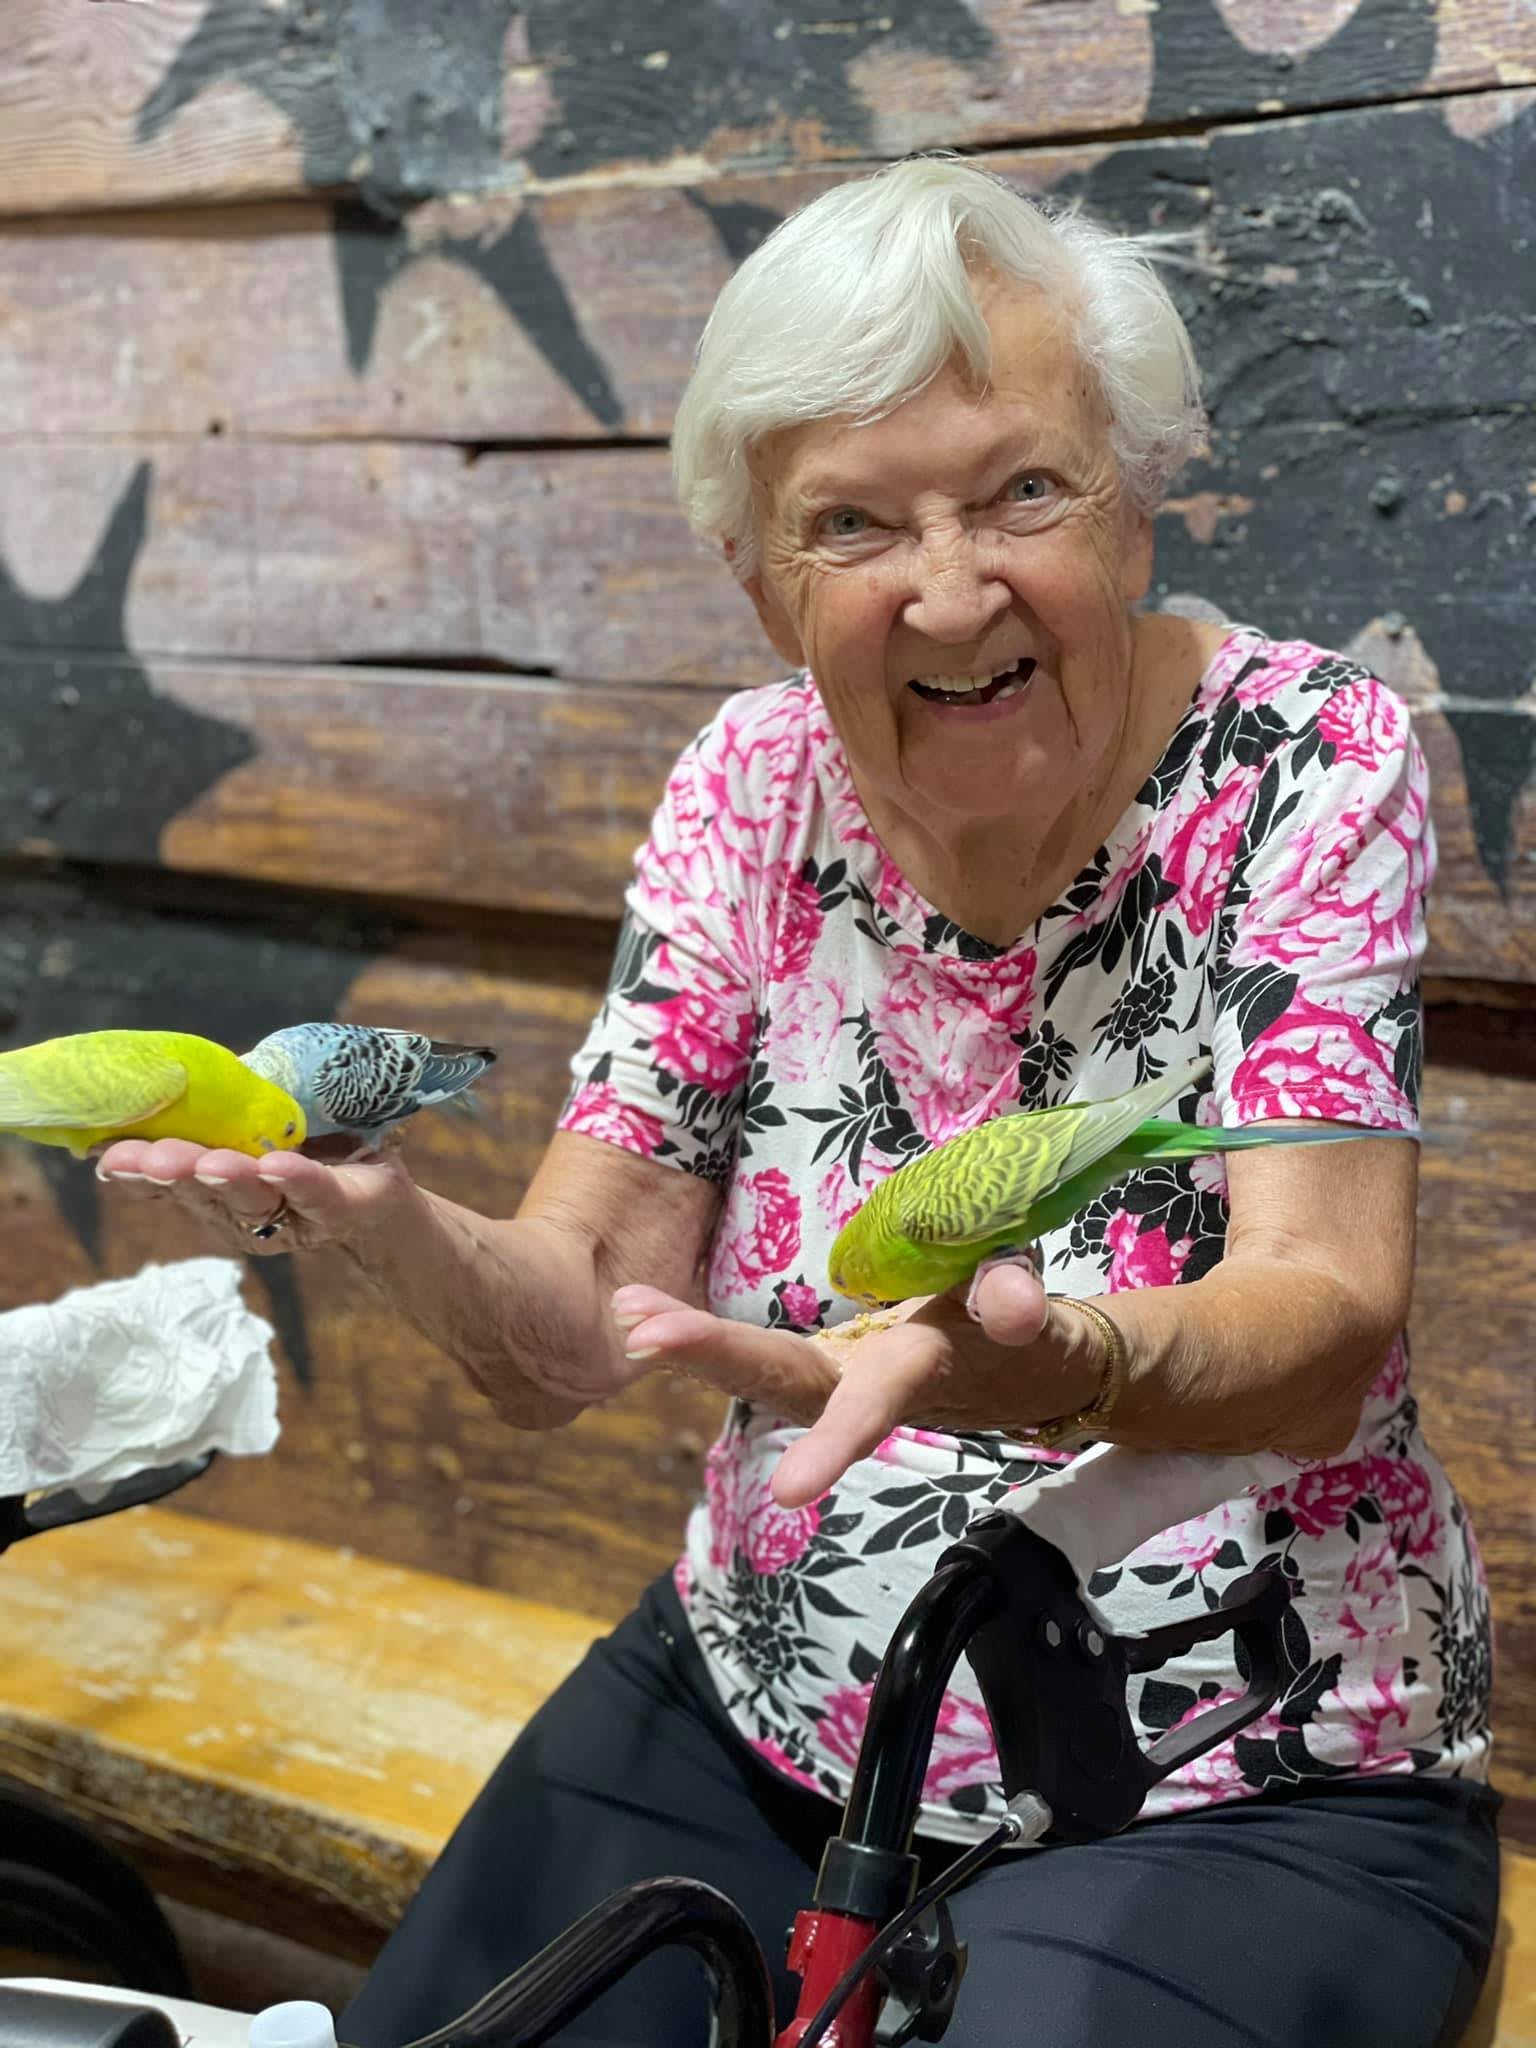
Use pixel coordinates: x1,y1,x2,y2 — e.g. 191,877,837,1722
612,1258,1105,1508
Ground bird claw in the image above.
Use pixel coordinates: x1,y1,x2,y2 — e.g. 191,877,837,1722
964,1242,1044,1323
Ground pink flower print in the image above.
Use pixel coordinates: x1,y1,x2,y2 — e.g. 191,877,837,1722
1130,1502,1240,1575
818,1682,876,1771
773,868,825,979
1261,1458,1368,1540
1229,643,1314,708
921,1694,1000,1803
1063,820,1156,934
713,1168,803,1301
1230,770,1430,983
1316,680,1406,771
1368,1454,1442,1560
1161,765,1263,938
1366,1336,1408,1409
742,1486,822,1574
1328,1664,1413,1770
1187,1150,1229,1198
771,973,847,1086
1104,1210,1195,1291
777,1280,824,1331
871,952,1037,1144
750,1734,823,1794
1163,1691,1284,1800
1335,1537,1404,1646
817,1161,876,1234
1227,995,1406,1125
561,1081,664,1159
704,1440,746,1571
650,989,752,1095
697,688,812,877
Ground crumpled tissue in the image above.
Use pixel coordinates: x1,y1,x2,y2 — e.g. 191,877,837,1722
0,1257,279,1497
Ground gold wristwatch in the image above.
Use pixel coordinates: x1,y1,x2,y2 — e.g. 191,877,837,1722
1016,1296,1129,1450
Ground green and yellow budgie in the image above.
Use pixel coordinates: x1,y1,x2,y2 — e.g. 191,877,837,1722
0,1030,307,1160
828,1056,1399,1306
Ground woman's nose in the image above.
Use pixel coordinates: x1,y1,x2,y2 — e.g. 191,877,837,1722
902,536,1012,645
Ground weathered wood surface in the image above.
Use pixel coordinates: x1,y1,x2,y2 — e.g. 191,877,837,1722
0,1506,599,1953
3,93,1529,449
3,0,1531,220
0,649,1529,984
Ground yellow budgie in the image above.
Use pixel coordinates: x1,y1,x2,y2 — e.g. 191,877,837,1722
0,1030,307,1160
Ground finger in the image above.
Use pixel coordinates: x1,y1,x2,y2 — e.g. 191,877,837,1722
965,1255,1049,1346
618,1301,837,1415
611,1284,691,1334
256,1147,398,1233
94,1138,166,1190
772,1339,934,1508
99,1137,211,1188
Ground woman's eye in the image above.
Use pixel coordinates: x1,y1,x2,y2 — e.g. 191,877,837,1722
822,507,870,538
1002,472,1057,505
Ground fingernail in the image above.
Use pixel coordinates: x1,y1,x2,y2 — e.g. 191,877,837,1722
623,1345,663,1362
145,1175,180,1187
97,1167,145,1184
195,1173,231,1187
613,1311,649,1333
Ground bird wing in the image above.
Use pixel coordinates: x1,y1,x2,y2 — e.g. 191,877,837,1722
894,1108,1086,1246
0,1034,187,1130
895,1056,1212,1247
309,1028,431,1129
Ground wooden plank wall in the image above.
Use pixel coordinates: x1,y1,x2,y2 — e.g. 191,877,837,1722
1,2,1532,1840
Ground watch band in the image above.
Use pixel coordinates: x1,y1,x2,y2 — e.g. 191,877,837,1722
1017,1296,1129,1450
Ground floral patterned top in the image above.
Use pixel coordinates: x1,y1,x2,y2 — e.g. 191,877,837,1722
559,625,1491,1839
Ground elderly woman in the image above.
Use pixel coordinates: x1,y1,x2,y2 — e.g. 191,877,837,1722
101,159,1496,2045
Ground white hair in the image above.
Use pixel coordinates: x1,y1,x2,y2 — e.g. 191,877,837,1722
672,155,1207,579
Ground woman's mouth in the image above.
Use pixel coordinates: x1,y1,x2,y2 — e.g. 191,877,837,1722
908,657,1037,707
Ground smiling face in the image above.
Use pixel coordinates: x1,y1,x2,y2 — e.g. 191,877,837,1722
743,279,1156,845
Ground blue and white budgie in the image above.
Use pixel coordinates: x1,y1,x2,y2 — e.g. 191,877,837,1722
240,1025,496,1148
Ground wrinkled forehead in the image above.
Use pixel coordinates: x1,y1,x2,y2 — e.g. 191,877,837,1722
749,287,1113,516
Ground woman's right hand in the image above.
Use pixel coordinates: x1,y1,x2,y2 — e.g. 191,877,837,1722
94,1133,416,1261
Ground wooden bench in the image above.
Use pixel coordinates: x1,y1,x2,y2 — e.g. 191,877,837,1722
0,1504,1532,2043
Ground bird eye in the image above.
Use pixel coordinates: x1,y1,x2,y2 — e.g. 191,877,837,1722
284,1121,296,1138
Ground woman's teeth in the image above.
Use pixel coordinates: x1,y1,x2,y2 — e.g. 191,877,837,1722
910,658,1036,706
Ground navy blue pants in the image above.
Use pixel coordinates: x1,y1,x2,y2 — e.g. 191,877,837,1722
342,1577,1499,2048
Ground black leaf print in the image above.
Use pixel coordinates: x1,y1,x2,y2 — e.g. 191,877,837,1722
1264,1508,1297,1545
921,909,1009,960
789,1009,924,1180
1213,1541,1247,1570
817,1512,864,1539
1014,1021,1077,1104
1087,1568,1122,1597
1169,1574,1197,1600
804,854,852,913
801,1581,861,1620
1213,962,1300,1049
1130,1564,1184,1586
848,1640,882,1684
864,1502,943,1554
1139,1678,1198,1730
870,1482,935,1509
1095,964,1178,1060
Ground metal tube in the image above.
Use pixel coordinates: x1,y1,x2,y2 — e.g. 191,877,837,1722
402,1876,775,2048
837,1559,1000,1855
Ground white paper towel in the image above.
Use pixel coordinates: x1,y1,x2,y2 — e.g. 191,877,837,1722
0,1257,279,1497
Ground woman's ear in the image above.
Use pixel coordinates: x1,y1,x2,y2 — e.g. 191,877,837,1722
1119,502,1156,605
743,572,808,668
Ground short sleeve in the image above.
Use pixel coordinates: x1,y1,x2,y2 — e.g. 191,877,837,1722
1209,674,1435,1131
557,716,761,1186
